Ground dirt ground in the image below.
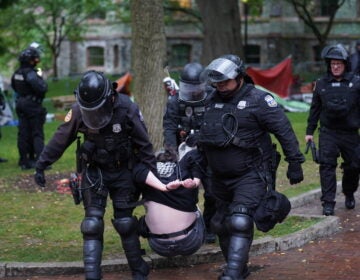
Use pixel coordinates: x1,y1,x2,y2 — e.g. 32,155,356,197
10,171,73,193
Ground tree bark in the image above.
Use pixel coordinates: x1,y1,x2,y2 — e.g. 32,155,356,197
130,0,167,151
196,0,243,65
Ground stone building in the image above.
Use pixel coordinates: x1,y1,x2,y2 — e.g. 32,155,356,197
56,0,360,78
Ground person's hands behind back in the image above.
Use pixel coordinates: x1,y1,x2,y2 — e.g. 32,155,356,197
34,168,46,188
286,162,304,185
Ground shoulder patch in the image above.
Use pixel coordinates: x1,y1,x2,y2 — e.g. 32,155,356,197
264,95,277,107
64,109,72,122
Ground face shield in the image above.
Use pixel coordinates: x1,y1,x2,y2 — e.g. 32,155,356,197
203,58,240,83
78,96,113,130
178,81,206,102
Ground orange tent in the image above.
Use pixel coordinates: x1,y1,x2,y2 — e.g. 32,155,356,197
115,72,132,96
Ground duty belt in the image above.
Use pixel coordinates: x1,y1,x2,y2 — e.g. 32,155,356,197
147,219,196,239
19,95,43,104
321,126,358,135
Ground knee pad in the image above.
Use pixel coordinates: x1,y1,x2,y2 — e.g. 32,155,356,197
112,216,138,237
227,214,253,239
81,217,104,239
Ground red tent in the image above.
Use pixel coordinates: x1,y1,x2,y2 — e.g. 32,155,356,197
246,56,294,98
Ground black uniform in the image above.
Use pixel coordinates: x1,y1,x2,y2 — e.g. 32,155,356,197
306,72,360,206
36,93,156,280
199,82,304,279
11,62,47,168
163,89,217,238
133,148,206,257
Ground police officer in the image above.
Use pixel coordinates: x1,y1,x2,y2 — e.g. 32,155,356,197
34,71,156,280
350,40,360,75
305,44,360,216
162,62,217,243
199,54,305,280
11,45,47,170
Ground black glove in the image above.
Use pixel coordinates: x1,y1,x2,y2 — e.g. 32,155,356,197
185,133,200,147
34,168,46,188
286,162,304,185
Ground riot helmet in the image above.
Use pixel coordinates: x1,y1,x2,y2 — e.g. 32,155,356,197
203,54,246,83
178,62,206,102
19,47,41,65
75,70,114,130
321,44,350,73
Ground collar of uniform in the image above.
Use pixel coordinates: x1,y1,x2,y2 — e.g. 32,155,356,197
326,71,353,82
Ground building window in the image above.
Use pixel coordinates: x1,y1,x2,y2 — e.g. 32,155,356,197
113,45,119,68
313,45,322,61
169,44,191,67
319,0,338,16
245,45,260,64
87,46,104,67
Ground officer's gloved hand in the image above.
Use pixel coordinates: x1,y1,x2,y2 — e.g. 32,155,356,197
34,168,46,188
286,162,304,185
185,133,199,147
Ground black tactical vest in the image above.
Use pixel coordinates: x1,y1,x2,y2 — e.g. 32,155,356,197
82,100,132,166
317,74,360,130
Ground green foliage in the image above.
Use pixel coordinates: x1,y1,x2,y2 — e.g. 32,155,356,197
0,0,115,77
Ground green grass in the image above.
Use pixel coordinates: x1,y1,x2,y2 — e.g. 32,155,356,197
0,80,328,261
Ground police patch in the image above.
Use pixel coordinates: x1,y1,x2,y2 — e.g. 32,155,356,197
237,100,247,109
112,123,122,133
64,109,72,122
264,95,277,107
185,106,193,117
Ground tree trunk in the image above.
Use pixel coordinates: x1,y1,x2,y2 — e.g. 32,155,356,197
130,0,167,151
196,0,243,65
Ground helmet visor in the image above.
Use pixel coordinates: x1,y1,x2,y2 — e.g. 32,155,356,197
78,96,113,130
203,58,239,83
178,81,206,102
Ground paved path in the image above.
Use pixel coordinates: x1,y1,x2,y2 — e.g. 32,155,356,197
2,189,359,280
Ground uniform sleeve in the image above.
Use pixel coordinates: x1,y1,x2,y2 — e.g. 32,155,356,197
127,103,157,172
305,80,322,135
26,70,48,99
35,104,80,170
187,149,206,180
162,96,180,149
256,91,305,163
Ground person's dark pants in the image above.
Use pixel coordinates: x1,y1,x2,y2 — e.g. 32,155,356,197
319,128,360,204
210,168,266,279
80,166,148,280
16,100,46,167
202,173,217,232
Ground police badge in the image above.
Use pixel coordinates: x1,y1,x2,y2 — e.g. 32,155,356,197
112,123,122,133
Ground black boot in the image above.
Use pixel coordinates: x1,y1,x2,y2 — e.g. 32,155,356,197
345,193,355,209
322,201,335,216
83,239,103,280
112,217,150,280
221,235,251,280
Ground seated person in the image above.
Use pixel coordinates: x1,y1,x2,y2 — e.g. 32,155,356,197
133,143,206,257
